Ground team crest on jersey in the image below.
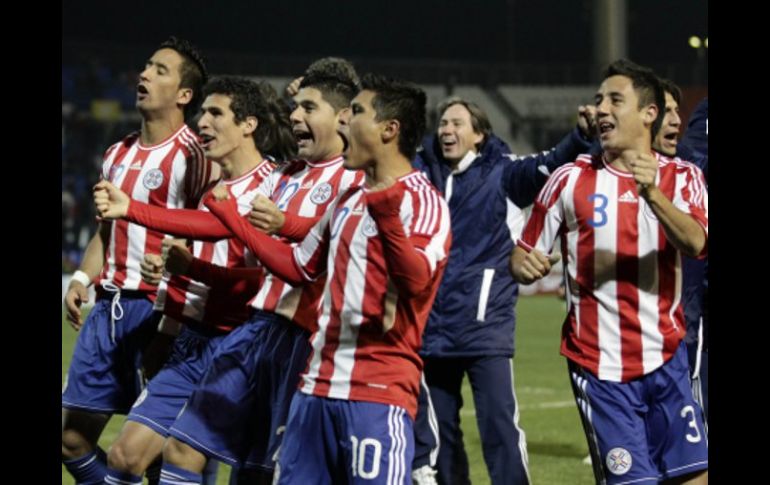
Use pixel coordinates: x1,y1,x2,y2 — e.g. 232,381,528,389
132,388,149,408
310,182,333,204
606,447,632,475
143,169,164,190
361,215,378,237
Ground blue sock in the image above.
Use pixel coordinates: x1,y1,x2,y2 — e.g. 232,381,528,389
104,468,143,485
202,460,219,485
159,462,202,485
62,447,108,485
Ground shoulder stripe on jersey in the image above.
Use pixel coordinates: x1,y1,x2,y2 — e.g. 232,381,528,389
179,128,208,197
402,173,440,235
538,163,575,205
575,153,594,165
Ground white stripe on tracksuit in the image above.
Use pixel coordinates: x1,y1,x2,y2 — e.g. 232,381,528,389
421,373,441,467
510,359,531,484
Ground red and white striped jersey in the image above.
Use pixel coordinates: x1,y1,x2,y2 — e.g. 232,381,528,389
99,125,212,296
518,152,708,382
293,170,451,418
249,156,364,330
155,160,275,331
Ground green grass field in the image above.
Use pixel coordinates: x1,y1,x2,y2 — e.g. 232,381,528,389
62,295,594,484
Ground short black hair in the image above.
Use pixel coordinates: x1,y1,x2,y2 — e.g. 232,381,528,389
658,77,682,106
299,57,360,112
203,76,296,161
158,36,208,120
360,73,427,160
604,59,665,138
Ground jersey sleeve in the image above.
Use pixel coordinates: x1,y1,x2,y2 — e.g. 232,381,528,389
292,198,336,281
182,141,214,208
672,162,708,238
517,164,571,254
400,186,451,275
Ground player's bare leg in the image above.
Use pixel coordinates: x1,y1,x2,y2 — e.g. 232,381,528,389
61,408,110,459
163,436,208,473
108,421,165,475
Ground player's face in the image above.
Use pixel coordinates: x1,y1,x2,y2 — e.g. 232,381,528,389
290,87,344,162
197,93,253,177
437,104,484,163
652,92,681,157
136,48,187,114
343,90,382,170
595,75,657,156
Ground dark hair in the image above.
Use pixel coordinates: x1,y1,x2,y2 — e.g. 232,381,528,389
158,36,208,120
603,59,665,138
658,77,682,106
203,76,297,161
299,57,360,112
360,73,427,160
437,96,493,150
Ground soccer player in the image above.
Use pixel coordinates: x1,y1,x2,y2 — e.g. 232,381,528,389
94,76,296,485
205,73,452,485
411,96,595,485
648,82,709,427
61,36,215,485
159,59,364,485
510,59,708,484
94,58,362,484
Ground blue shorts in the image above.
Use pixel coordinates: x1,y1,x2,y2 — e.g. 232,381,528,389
242,319,311,470
569,343,708,484
62,292,160,414
277,392,414,485
126,325,228,436
168,310,308,471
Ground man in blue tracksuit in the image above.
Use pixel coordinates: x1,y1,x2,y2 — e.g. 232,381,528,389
678,97,708,423
411,96,594,485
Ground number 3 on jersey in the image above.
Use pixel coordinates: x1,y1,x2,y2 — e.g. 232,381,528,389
588,193,609,228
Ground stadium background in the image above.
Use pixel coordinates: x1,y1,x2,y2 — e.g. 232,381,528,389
62,1,707,483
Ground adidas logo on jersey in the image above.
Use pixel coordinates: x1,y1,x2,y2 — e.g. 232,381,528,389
618,190,637,203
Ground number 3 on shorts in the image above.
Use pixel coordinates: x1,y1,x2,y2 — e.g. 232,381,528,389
681,405,703,443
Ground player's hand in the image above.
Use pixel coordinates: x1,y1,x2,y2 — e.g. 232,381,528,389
517,249,560,284
210,184,230,202
577,105,597,139
64,281,89,330
248,195,285,234
625,150,658,194
140,254,164,286
93,180,130,220
165,244,193,276
366,177,405,217
286,76,304,97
